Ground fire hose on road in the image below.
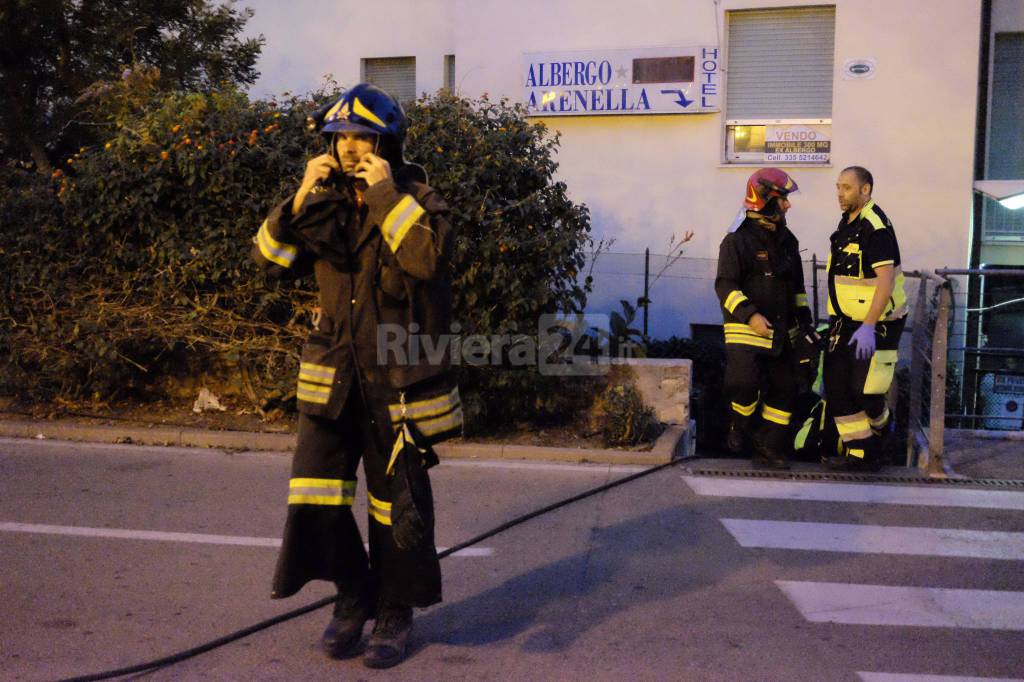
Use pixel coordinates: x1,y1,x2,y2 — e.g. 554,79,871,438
61,458,682,682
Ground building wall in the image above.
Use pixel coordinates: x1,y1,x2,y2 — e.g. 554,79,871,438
245,0,454,98
453,0,981,335
244,0,983,336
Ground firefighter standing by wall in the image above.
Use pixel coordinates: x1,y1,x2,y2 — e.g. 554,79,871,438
824,166,907,470
715,168,813,469
252,84,459,669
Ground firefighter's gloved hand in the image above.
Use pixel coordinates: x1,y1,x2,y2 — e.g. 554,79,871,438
849,322,876,360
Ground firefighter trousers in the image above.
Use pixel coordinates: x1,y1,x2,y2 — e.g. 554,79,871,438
724,341,797,452
271,380,442,608
824,316,905,461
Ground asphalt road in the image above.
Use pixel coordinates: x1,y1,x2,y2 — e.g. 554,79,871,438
1,438,1023,681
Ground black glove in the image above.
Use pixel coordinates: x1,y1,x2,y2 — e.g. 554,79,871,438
793,324,824,391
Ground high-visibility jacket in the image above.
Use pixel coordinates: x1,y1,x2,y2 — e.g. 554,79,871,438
826,200,907,323
715,216,812,356
252,166,459,435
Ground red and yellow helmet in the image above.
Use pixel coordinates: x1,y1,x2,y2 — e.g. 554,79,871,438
743,168,799,211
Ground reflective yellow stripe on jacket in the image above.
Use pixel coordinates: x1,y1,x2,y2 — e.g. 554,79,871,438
388,387,463,438
724,290,749,315
297,361,335,405
723,322,773,349
288,478,356,506
368,492,392,526
381,195,426,252
255,220,299,268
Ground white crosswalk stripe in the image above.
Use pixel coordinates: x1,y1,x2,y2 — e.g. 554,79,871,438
721,519,1024,560
684,472,1024,678
0,522,494,557
682,475,1024,510
777,580,1024,630
858,673,1024,682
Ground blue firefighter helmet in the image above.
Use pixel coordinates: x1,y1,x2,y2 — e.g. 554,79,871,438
316,83,407,148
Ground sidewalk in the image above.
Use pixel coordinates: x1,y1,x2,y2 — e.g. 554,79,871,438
2,414,1020,480
944,429,1024,481
0,415,692,467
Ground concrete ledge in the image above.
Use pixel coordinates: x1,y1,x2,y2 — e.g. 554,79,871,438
0,418,692,466
440,423,690,465
609,358,692,426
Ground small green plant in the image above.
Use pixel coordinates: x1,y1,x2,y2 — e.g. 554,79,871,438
588,299,646,359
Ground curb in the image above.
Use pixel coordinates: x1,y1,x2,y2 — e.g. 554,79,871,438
0,418,691,467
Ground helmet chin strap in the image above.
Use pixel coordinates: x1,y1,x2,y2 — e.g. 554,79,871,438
329,133,340,165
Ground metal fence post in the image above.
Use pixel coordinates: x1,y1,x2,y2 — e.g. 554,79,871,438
642,247,650,339
906,274,930,466
924,282,953,475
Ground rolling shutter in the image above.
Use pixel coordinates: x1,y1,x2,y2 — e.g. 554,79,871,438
726,7,836,120
444,54,456,90
363,57,416,104
984,32,1024,240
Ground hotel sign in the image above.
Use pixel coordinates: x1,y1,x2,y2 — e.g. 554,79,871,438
523,46,720,117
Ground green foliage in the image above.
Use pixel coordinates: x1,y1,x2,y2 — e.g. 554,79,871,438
589,299,646,359
1,77,328,401
1,86,594,429
0,0,263,172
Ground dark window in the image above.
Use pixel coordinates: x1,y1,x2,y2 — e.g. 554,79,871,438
632,56,695,84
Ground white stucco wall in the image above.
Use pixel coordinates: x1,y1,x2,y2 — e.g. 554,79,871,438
242,0,982,337
244,0,453,98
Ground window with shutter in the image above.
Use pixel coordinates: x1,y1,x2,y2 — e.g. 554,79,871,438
982,32,1024,242
444,54,456,91
362,57,416,105
723,6,836,164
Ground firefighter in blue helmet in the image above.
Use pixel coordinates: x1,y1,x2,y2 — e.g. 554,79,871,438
715,168,814,469
252,83,459,669
824,166,907,470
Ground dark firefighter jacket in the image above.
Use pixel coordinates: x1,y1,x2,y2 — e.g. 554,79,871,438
826,199,908,323
715,216,812,356
252,165,457,427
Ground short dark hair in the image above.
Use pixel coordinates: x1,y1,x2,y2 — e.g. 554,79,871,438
842,166,874,194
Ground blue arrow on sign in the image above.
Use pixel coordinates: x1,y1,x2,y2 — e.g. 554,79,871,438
660,89,694,108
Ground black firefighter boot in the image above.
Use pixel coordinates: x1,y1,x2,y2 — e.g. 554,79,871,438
751,430,790,470
363,603,414,669
727,418,752,455
322,593,374,659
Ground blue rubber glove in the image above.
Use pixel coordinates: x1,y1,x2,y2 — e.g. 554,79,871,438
848,322,876,360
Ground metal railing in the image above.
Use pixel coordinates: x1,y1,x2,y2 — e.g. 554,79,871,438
937,267,1024,435
906,272,954,475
